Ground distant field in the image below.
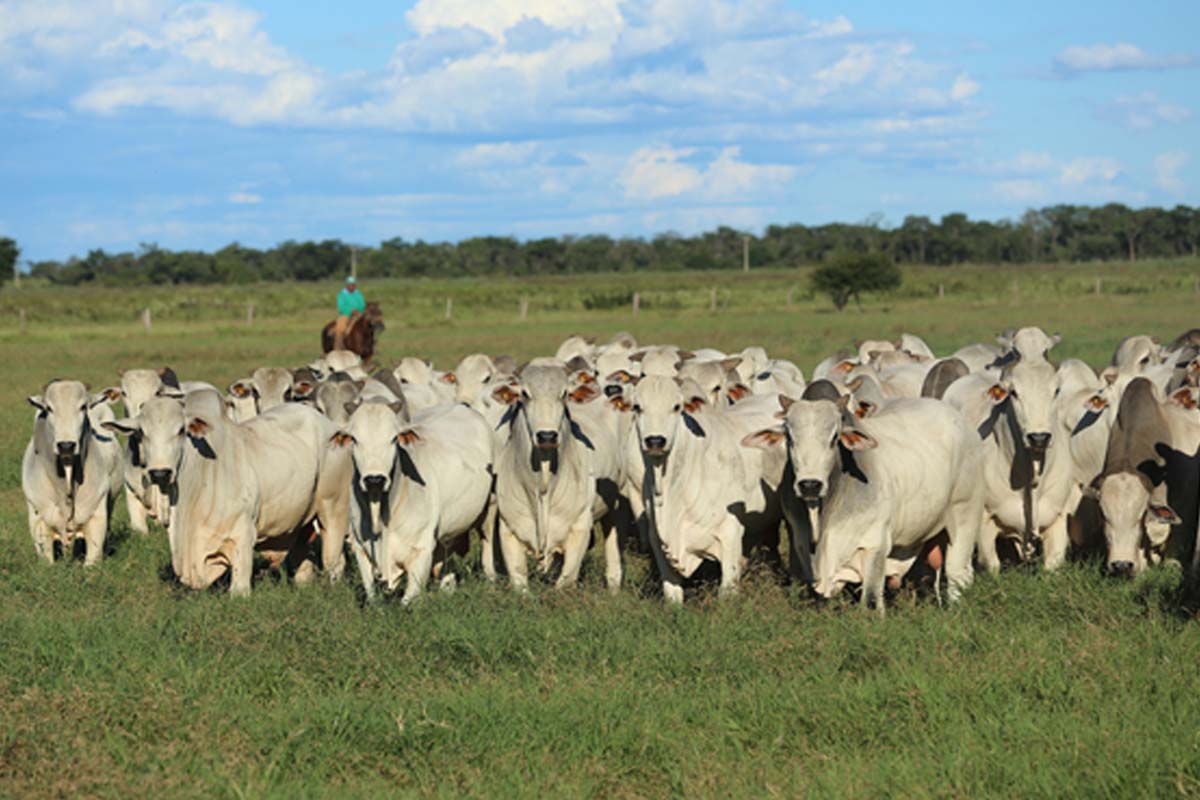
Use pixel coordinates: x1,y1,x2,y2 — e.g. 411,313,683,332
1,261,1199,797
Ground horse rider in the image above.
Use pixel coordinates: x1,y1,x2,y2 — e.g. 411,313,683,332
334,275,366,350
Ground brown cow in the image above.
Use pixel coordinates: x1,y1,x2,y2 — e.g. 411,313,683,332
321,302,384,363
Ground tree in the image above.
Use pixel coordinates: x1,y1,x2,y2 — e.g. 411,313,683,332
0,237,18,285
810,252,902,311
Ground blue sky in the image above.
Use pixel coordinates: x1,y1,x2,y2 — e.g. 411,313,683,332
2,0,1197,263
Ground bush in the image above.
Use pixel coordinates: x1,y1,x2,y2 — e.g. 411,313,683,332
810,252,902,311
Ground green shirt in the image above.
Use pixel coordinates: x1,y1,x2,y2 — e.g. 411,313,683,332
338,287,365,316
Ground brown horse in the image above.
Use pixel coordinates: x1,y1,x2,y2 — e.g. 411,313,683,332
321,301,384,363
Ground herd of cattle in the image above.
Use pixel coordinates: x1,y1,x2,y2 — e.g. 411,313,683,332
20,327,1200,612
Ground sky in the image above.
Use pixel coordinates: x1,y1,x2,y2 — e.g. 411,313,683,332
1,0,1197,263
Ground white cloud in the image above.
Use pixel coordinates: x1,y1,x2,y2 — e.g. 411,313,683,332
950,73,980,101
227,191,262,204
1154,151,1188,193
1100,92,1191,130
1058,156,1121,185
454,141,539,168
619,145,795,201
1053,42,1194,74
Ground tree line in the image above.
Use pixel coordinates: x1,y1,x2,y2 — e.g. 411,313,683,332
5,203,1200,287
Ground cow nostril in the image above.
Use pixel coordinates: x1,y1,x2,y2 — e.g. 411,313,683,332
643,435,667,451
1109,560,1134,577
56,442,76,456
536,431,558,446
363,475,386,490
797,479,823,499
603,384,622,398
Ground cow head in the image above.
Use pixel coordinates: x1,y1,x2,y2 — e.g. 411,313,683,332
452,353,497,406
743,395,875,508
987,360,1058,466
103,396,186,494
335,401,421,534
251,367,292,412
629,375,707,463
1096,472,1180,577
118,368,165,417
28,380,109,477
516,364,576,455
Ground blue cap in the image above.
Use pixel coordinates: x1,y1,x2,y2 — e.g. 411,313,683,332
346,275,356,284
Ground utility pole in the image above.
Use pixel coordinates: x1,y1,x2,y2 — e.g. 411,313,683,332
742,235,750,273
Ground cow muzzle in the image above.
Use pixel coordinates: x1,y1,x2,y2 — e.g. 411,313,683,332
1026,432,1051,456
642,435,668,456
797,479,824,507
1108,560,1135,578
148,469,173,491
363,475,387,503
535,430,559,451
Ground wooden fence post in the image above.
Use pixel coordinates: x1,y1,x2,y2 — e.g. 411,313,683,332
519,296,528,320
786,287,795,308
18,308,26,336
246,303,254,326
938,283,945,300
1011,279,1019,306
1094,278,1101,296
444,298,453,321
632,292,640,317
710,287,717,312
142,308,152,333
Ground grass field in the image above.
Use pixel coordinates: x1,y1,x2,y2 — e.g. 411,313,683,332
2,262,1200,797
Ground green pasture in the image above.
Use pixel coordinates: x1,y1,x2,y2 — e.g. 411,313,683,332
1,261,1199,797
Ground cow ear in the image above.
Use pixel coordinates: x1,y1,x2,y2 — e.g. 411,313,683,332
726,383,751,402
677,350,695,362
835,393,851,412
838,429,877,450
89,390,115,407
329,431,354,448
158,386,185,400
396,430,421,447
608,396,631,412
835,359,856,375
343,401,360,418
1169,388,1198,410
683,395,706,414
627,351,646,363
606,370,637,385
568,384,600,404
776,394,796,419
229,380,252,398
100,386,123,403
388,400,406,415
741,429,784,449
27,395,46,412
1100,367,1118,386
1085,393,1108,412
102,418,140,436
855,400,877,419
186,416,211,437
440,372,457,384
492,384,520,405
719,357,742,374
987,383,1009,403
1147,502,1182,526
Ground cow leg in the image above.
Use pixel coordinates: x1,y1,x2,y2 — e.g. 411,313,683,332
402,541,435,605
317,499,349,582
497,521,529,593
1042,512,1070,571
861,547,887,618
718,520,743,598
348,536,377,601
480,500,498,582
601,513,623,594
644,517,684,604
229,522,255,597
976,514,1002,574
555,512,593,590
81,506,109,567
28,505,54,563
944,501,980,603
126,487,149,536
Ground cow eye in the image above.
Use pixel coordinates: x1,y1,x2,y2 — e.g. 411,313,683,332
79,404,87,412
757,372,771,381
632,404,642,414
673,403,681,413
482,375,491,383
